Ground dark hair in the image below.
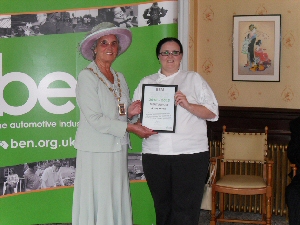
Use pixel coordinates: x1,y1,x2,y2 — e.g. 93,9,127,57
156,37,183,59
27,163,37,169
256,40,262,46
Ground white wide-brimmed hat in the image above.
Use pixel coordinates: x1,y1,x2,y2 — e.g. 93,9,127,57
79,22,132,61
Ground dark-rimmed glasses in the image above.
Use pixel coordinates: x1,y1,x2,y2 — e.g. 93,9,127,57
159,50,181,56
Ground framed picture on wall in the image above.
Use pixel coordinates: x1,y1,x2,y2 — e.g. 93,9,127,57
232,14,281,82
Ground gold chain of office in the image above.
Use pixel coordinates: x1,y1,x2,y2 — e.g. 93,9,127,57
86,67,122,102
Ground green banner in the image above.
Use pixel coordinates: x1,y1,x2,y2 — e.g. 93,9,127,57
0,1,178,224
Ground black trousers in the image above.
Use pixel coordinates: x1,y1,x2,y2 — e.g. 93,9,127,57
286,177,300,225
142,152,209,225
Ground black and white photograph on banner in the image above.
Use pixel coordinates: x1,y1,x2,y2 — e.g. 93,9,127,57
0,158,76,196
0,15,11,38
0,153,146,196
66,9,98,33
10,11,96,36
110,6,138,28
9,7,138,37
84,6,138,28
1,1,177,39
128,153,145,181
138,1,178,27
10,13,71,36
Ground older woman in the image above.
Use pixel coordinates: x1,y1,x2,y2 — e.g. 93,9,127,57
133,37,219,225
72,22,156,225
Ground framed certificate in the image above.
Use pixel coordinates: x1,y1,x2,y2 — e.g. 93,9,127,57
141,84,178,133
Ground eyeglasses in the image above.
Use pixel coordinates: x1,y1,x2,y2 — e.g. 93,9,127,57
159,50,181,56
98,40,118,47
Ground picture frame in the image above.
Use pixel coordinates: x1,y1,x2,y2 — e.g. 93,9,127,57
233,14,281,82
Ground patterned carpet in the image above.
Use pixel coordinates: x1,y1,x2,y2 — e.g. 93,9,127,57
199,210,289,225
35,211,289,225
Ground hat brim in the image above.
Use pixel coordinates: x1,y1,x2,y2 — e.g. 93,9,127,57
79,27,132,61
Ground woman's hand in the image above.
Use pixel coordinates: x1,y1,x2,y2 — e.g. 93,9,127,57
127,122,157,139
127,100,142,119
175,91,190,109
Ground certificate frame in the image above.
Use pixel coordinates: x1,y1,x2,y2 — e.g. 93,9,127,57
141,84,178,133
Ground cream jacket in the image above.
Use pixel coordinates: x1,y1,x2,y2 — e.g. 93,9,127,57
74,61,131,153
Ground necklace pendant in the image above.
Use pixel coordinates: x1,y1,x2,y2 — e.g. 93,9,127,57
118,103,126,116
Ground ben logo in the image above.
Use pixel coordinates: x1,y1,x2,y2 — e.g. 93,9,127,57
0,53,77,116
0,141,9,149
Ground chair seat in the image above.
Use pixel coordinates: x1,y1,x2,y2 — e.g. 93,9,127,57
216,175,266,188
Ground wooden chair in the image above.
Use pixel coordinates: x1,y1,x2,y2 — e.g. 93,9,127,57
210,126,273,225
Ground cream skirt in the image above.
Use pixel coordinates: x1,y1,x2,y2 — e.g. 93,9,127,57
72,146,132,225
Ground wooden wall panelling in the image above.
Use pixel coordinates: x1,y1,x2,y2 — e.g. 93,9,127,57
207,106,300,144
